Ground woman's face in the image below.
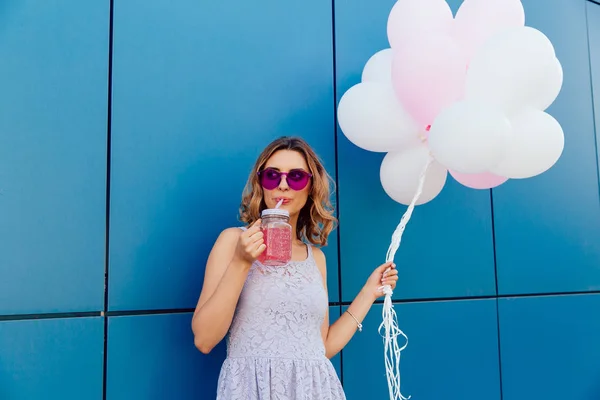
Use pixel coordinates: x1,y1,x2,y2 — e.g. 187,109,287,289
259,150,312,216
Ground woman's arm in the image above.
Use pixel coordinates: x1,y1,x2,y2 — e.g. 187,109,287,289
313,248,397,359
191,221,265,354
325,287,377,358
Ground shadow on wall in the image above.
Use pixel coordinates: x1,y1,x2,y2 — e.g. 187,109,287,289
589,378,600,400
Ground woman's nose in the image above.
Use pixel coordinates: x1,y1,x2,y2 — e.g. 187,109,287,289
278,175,290,190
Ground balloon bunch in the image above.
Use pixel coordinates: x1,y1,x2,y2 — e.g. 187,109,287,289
336,1,564,399
338,0,564,206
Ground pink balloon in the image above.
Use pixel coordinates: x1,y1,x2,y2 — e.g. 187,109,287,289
387,0,454,49
453,0,525,62
391,32,467,129
450,170,508,189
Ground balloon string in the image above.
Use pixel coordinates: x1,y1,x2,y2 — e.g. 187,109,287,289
384,153,434,263
378,153,434,400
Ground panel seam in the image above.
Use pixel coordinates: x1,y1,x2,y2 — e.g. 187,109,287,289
330,0,343,387
0,312,101,321
102,0,115,399
585,0,600,200
490,189,504,400
2,290,599,320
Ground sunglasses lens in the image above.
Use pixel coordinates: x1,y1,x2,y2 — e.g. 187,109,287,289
259,169,280,190
287,170,310,190
259,169,311,191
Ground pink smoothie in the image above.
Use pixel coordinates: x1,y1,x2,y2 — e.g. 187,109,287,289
258,225,292,266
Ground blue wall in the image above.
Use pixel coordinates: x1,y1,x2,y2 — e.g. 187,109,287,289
0,0,599,399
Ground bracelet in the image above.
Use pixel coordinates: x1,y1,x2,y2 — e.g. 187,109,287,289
345,310,363,332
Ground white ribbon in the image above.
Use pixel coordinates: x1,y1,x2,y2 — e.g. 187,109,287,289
378,153,434,400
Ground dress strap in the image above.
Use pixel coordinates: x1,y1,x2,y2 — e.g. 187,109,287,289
306,243,313,259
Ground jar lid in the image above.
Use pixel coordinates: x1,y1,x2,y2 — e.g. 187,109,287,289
261,208,290,218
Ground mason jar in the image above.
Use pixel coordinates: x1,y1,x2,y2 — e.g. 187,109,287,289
258,208,292,266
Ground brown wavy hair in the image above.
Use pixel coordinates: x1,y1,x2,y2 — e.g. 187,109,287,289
239,136,337,247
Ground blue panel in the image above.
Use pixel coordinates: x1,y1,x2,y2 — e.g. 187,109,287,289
494,0,600,294
108,308,341,399
335,0,495,301
588,1,600,179
324,228,341,303
499,294,600,399
0,317,103,400
329,305,342,378
109,0,338,311
342,300,501,400
0,1,108,314
107,312,225,400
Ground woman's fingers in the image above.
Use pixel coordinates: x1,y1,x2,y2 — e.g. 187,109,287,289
245,219,262,236
251,229,264,241
381,267,399,287
236,220,265,261
241,221,263,244
244,233,263,253
381,268,398,279
251,243,267,258
382,269,398,278
378,261,395,272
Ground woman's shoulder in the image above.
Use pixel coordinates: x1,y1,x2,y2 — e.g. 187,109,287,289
310,245,327,273
214,227,245,245
310,245,325,260
223,226,246,235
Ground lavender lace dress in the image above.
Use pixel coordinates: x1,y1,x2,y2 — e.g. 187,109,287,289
216,233,346,399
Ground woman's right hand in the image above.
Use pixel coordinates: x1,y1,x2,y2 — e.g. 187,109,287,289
233,219,266,264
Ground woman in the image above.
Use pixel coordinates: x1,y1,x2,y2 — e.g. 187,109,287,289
192,136,398,399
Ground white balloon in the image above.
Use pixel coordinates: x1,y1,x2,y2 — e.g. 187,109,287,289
337,82,420,153
380,143,448,206
362,48,394,83
466,26,562,115
491,109,564,178
387,0,454,48
537,57,563,111
453,0,525,62
428,100,512,174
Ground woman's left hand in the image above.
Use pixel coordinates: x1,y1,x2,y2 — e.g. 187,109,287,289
363,261,399,301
